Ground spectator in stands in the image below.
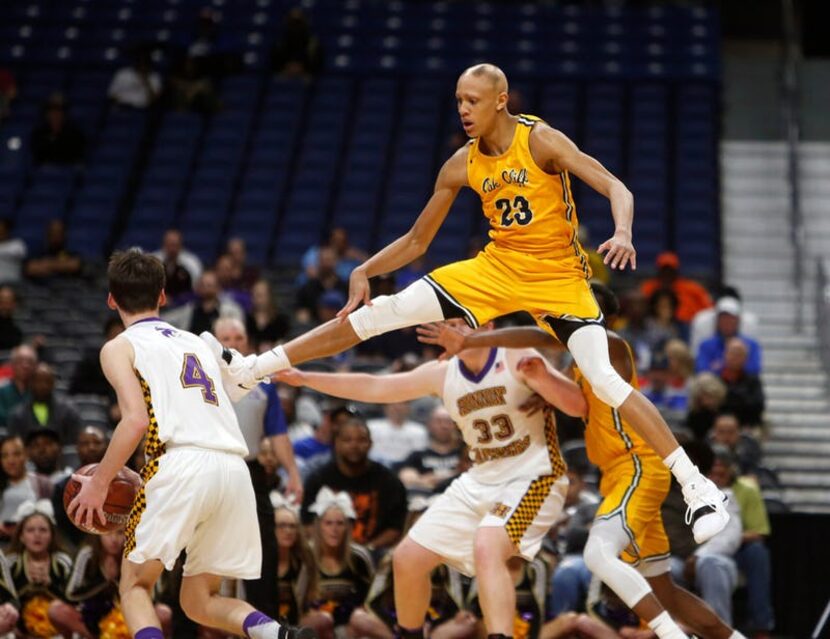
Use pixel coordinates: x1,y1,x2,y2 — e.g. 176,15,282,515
663,441,743,629
0,549,17,632
271,8,323,78
69,316,124,397
0,435,52,538
709,413,762,477
640,251,713,323
0,219,27,284
642,339,694,426
396,406,461,495
7,363,82,444
616,290,653,374
686,372,727,441
23,219,82,280
215,253,252,312
367,401,428,468
0,286,22,350
296,247,348,322
24,427,69,485
293,400,353,482
162,269,243,335
720,337,765,426
690,286,760,355
0,67,16,122
214,317,302,498
307,490,372,635
168,54,220,115
301,416,408,551
247,279,290,353
108,47,162,109
696,297,762,376
301,228,367,285
30,93,85,166
0,344,37,428
647,288,689,345
226,237,260,289
709,446,775,636
51,426,107,549
153,227,203,285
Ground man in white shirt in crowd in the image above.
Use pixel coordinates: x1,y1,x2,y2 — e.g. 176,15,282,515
367,401,428,468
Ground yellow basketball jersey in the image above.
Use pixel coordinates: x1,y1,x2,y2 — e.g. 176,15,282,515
573,341,653,470
466,114,587,261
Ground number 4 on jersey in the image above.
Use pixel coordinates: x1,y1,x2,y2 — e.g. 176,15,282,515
180,353,219,405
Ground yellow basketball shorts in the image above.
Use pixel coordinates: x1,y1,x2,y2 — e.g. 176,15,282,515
595,453,671,574
424,242,601,340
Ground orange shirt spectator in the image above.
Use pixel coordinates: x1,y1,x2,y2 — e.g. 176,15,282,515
640,251,713,322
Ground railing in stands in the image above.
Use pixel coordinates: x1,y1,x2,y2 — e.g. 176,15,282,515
817,258,830,388
781,0,805,333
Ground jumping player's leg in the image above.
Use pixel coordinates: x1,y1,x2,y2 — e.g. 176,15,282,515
582,519,687,639
647,572,745,639
563,323,729,543
473,526,518,635
119,558,166,637
391,537,445,635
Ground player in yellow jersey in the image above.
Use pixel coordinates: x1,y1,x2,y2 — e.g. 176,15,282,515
202,63,729,623
417,284,747,639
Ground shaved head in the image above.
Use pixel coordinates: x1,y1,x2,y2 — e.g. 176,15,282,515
460,63,509,94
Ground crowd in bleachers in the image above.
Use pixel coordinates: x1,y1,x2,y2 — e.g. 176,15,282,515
0,215,778,638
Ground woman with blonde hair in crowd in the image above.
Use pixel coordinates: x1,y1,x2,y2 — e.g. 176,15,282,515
246,279,290,352
6,500,73,638
307,488,373,639
270,493,327,636
686,372,728,440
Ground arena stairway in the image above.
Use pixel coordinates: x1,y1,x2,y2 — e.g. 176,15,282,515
721,140,830,513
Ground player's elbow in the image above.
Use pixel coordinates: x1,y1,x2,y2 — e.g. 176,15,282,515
610,180,633,208
561,393,588,418
121,413,150,436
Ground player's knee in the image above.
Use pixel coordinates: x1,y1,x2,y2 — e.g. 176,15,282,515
179,586,209,625
473,528,510,570
582,529,621,576
393,538,436,578
579,360,632,408
348,280,443,341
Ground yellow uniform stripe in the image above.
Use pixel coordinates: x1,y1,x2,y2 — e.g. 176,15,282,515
124,373,167,556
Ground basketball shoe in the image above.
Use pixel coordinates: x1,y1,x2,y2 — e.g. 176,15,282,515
682,474,730,543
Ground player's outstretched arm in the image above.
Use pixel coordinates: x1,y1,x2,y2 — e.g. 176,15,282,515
530,125,636,271
68,337,149,529
336,148,468,319
274,359,446,404
417,323,561,358
512,354,587,418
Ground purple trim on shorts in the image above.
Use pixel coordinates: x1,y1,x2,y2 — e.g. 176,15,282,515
458,347,497,383
135,628,164,639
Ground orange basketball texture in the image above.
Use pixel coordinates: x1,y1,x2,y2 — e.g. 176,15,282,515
63,464,141,535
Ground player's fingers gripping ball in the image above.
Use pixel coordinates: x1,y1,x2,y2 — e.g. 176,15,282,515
64,464,141,534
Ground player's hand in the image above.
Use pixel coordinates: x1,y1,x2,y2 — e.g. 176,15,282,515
516,355,547,379
519,392,550,417
597,230,637,270
416,322,466,360
68,473,108,531
273,368,306,387
338,267,372,322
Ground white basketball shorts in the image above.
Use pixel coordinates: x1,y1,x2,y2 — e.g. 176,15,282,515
408,471,568,576
126,447,261,579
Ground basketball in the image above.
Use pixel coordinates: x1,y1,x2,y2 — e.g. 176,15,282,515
63,464,141,535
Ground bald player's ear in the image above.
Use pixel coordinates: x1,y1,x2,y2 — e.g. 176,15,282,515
496,92,509,112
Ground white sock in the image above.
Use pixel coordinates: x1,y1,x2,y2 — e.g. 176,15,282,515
247,621,281,639
254,345,291,377
728,631,748,639
663,446,698,486
647,611,687,639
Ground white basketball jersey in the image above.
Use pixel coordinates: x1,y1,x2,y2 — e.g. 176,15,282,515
122,318,248,457
442,348,566,485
